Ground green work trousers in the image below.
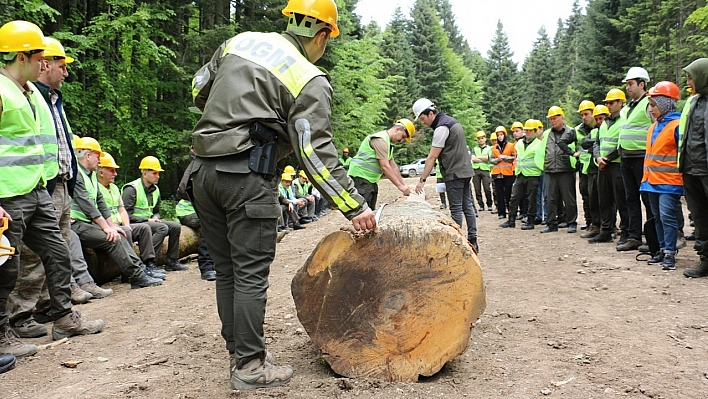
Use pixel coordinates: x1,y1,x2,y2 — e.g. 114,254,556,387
191,156,280,361
71,221,143,280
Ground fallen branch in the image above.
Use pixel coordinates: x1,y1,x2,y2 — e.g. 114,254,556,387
131,358,168,369
38,338,68,350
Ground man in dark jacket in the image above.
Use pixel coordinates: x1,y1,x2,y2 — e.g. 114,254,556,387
538,106,578,233
680,58,708,278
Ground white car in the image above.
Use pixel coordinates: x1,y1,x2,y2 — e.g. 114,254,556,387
399,159,435,177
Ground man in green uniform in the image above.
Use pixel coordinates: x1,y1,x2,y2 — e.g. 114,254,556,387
189,0,376,390
348,119,413,209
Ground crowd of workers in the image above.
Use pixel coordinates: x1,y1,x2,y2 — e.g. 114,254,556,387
2,0,708,392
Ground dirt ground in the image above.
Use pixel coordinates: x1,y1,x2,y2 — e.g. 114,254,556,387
3,176,708,399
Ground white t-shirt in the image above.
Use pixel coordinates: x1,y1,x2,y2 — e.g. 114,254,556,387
431,125,450,148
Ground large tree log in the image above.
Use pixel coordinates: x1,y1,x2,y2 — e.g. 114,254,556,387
291,195,486,382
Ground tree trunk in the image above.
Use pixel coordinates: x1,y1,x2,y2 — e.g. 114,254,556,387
291,195,486,382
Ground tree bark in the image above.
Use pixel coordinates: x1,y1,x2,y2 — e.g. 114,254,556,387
291,195,486,382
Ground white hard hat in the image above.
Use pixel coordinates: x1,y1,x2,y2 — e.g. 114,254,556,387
622,67,650,83
412,98,435,120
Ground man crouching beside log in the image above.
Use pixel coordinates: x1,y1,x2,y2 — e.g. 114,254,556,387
188,0,376,391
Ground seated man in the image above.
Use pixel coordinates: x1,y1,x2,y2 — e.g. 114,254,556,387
291,170,316,223
70,138,163,288
278,173,305,231
175,199,216,281
97,152,165,279
122,156,188,272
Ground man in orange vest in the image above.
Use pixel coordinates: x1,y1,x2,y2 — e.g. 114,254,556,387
640,82,682,270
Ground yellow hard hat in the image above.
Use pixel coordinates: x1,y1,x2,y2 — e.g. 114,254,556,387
592,104,610,117
342,148,349,153
603,88,627,103
523,119,536,130
75,137,104,156
577,100,596,113
284,165,296,174
547,106,565,118
534,120,544,130
494,126,507,134
72,134,81,148
138,156,164,172
281,172,294,181
43,37,74,63
476,131,486,138
511,121,523,130
298,170,307,178
0,20,46,53
282,0,340,38
99,152,120,168
395,118,415,143
490,132,497,141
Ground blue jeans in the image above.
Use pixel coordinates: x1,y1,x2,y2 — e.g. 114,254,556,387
648,192,680,254
446,177,477,240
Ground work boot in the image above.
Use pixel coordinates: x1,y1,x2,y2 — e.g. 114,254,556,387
617,238,641,252
558,222,569,228
0,353,15,374
201,270,216,281
230,357,293,391
468,237,479,253
32,311,52,325
638,244,650,253
516,214,525,221
144,263,166,280
647,252,665,265
588,231,613,243
686,232,696,241
292,223,306,230
70,282,93,304
661,254,676,270
491,206,498,214
540,224,558,233
79,282,114,299
165,258,189,271
534,218,542,225
51,311,104,341
130,273,163,289
0,325,37,358
580,225,600,239
684,259,708,278
230,351,275,370
580,224,588,230
11,319,47,338
521,222,534,230
567,223,577,233
499,215,516,228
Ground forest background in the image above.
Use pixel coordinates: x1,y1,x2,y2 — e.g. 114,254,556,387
2,0,707,202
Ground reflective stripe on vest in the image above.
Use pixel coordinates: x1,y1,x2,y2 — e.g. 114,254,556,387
642,119,682,187
175,199,195,217
347,131,392,183
598,120,621,163
678,95,698,167
223,32,324,98
292,180,311,197
70,167,98,223
575,124,592,173
473,146,492,171
515,139,543,177
29,82,59,182
123,178,160,218
618,96,652,151
492,142,515,176
0,75,47,197
99,183,122,224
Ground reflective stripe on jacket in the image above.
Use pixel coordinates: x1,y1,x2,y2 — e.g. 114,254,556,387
598,120,621,163
123,178,160,218
348,131,392,184
641,118,682,188
175,199,196,217
515,138,543,177
492,141,515,176
618,96,652,152
473,145,492,171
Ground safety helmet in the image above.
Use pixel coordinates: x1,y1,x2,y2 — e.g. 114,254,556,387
282,0,340,38
511,121,523,130
412,98,435,120
0,20,46,53
298,170,307,178
99,152,120,169
72,134,80,148
494,125,507,134
342,148,349,154
534,120,544,130
395,119,414,143
281,172,294,181
284,165,296,174
592,104,610,117
75,137,104,156
490,133,497,141
577,100,596,113
43,37,74,63
604,88,627,103
622,66,650,83
523,119,536,130
547,106,564,118
649,81,680,100
475,131,486,138
138,155,164,172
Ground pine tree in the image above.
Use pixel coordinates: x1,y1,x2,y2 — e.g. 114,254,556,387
481,20,526,130
380,8,420,122
522,27,555,121
409,0,449,103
